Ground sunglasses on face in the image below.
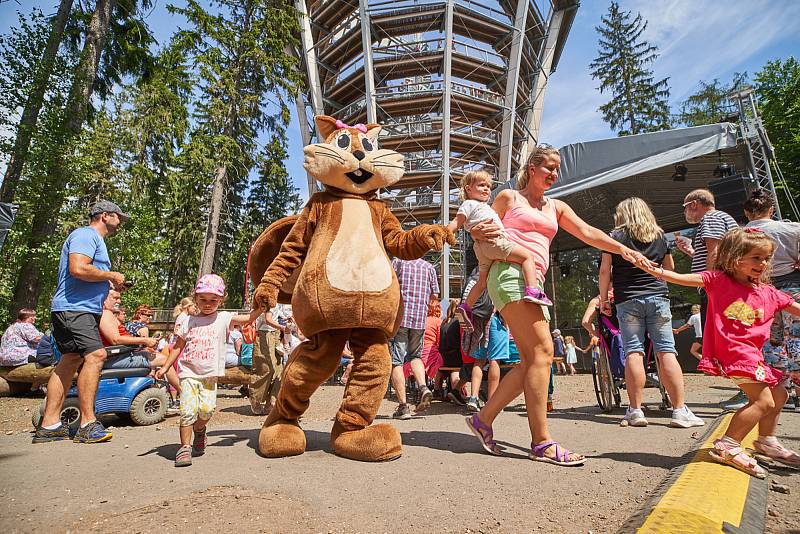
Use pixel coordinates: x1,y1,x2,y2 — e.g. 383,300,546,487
682,200,696,209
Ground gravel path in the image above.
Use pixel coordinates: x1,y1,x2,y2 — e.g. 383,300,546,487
1,374,797,533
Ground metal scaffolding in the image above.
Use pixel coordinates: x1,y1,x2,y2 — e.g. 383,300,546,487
294,0,578,297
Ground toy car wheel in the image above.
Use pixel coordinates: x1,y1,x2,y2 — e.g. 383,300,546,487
130,387,169,426
32,398,80,433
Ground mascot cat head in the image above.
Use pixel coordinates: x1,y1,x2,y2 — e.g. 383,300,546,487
303,115,405,194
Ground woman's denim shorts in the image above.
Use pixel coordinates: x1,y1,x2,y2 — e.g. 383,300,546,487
615,295,676,356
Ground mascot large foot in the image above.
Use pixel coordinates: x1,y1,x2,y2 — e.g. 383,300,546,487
259,411,306,458
331,420,402,462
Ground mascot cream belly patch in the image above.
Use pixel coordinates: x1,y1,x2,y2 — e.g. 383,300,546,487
250,115,455,462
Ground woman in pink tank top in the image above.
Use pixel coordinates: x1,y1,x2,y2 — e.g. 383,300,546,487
464,145,652,466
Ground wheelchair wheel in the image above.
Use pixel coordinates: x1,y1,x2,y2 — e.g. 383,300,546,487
592,348,616,413
654,353,672,410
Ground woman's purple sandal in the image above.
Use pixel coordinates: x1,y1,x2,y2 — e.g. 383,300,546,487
529,441,585,466
465,414,503,456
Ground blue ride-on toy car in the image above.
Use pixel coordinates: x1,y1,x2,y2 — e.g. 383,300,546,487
32,346,170,433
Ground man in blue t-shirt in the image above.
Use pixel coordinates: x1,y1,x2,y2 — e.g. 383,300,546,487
34,200,129,444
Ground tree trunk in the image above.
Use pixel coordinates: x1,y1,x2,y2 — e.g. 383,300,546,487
10,0,119,313
0,0,75,204
197,4,251,277
197,163,229,276
64,0,117,135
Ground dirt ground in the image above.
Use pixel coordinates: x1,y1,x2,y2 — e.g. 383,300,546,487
1,374,798,533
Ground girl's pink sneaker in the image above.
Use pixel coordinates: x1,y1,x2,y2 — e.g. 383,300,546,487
523,287,553,306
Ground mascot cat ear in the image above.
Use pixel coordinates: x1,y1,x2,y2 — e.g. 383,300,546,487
315,115,339,140
315,115,380,143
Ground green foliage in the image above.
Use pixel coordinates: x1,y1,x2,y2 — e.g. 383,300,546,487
754,57,800,219
1,1,303,324
677,73,748,127
590,1,671,136
0,8,78,325
547,249,601,331
224,132,302,307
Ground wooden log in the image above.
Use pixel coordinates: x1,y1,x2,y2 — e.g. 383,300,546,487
0,363,54,384
217,366,254,386
0,377,30,397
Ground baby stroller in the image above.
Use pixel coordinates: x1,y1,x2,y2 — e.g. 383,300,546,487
592,312,671,413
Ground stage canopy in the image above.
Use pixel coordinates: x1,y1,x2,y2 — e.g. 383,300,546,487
545,123,751,251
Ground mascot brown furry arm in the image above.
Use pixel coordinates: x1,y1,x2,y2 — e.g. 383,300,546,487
250,115,454,462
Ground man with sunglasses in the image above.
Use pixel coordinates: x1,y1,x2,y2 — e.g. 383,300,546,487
33,200,129,444
675,189,741,408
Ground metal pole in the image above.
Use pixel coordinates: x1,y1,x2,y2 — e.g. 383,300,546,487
358,0,377,124
295,0,325,196
518,7,566,168
498,0,529,183
747,92,781,219
440,0,454,299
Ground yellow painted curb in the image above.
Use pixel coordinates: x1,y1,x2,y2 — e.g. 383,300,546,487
636,413,760,533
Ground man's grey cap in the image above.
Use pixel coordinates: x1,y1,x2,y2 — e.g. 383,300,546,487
89,200,130,221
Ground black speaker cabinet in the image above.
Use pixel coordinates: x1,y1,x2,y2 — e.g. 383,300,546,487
708,174,756,223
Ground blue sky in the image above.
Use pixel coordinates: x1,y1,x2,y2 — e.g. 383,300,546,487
2,0,799,200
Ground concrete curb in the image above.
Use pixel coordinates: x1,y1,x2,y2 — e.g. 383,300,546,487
618,412,767,534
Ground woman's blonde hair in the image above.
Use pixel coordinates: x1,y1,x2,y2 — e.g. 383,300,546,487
172,296,195,319
613,197,663,243
459,170,493,201
715,228,775,284
516,144,560,190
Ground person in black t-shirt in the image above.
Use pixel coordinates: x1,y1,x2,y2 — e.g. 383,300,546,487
599,197,704,429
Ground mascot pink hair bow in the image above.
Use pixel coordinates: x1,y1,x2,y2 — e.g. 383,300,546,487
335,119,368,133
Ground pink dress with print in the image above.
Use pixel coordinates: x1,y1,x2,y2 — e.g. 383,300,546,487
698,271,793,386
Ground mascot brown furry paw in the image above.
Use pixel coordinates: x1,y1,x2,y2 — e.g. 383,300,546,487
249,115,455,462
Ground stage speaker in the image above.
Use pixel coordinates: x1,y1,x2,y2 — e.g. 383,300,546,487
708,174,756,223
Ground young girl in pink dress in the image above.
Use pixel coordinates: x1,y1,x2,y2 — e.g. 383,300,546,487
643,228,800,477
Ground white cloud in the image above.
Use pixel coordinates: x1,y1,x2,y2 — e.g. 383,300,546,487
539,0,800,147
630,0,800,98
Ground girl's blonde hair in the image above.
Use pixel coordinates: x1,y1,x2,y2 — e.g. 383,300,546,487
716,228,775,284
444,298,460,324
613,197,663,243
172,296,195,319
691,304,700,314
516,144,560,190
564,335,575,345
459,170,493,201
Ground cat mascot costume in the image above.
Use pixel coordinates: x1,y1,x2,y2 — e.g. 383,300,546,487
249,115,455,462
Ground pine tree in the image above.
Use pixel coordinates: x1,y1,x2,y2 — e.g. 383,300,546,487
9,0,157,313
224,134,302,306
169,0,302,277
677,73,748,127
0,0,74,204
589,1,671,136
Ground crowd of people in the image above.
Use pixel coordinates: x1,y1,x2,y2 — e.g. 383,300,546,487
5,145,800,476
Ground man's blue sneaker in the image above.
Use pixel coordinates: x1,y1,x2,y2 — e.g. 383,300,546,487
32,424,69,443
72,420,112,443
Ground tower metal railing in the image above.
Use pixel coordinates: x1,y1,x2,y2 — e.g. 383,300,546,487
294,0,578,297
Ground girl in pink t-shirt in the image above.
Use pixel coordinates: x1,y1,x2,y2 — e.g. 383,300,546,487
643,228,800,477
157,274,259,467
